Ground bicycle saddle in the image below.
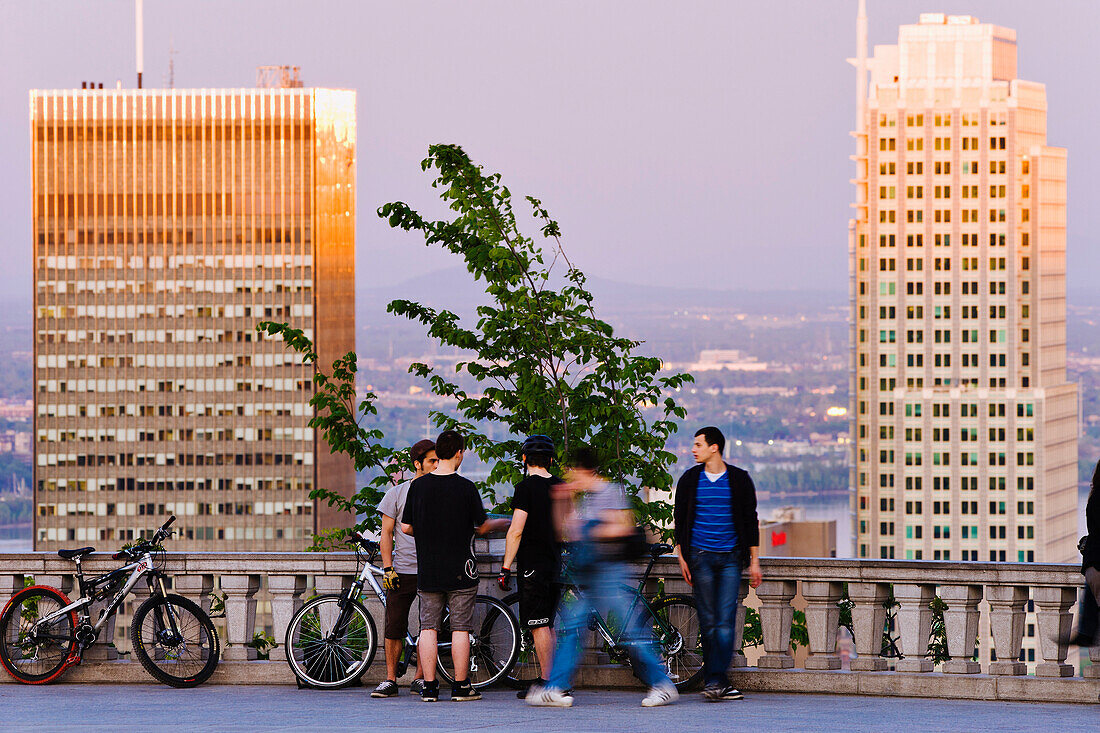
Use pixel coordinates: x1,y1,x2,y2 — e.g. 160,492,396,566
649,543,673,557
57,546,95,560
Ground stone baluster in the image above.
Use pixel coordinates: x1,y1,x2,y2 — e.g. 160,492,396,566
985,585,1028,676
802,581,843,670
314,573,349,597
1033,586,1075,677
892,583,934,672
939,585,982,673
848,582,889,671
756,579,797,669
220,574,261,661
0,573,25,605
173,573,215,615
730,580,749,668
268,574,306,648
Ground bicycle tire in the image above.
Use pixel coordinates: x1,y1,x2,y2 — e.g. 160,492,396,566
435,594,519,689
0,585,78,684
647,594,705,691
284,594,377,689
131,593,221,688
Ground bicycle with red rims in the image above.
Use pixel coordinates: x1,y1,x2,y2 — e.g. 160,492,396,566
0,515,221,687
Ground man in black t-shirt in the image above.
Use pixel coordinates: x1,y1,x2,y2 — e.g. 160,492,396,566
401,430,508,702
498,435,562,695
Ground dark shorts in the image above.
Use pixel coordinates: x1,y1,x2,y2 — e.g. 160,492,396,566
384,573,418,640
418,586,477,632
518,568,560,629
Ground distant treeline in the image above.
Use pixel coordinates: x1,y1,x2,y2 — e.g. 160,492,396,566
753,461,848,494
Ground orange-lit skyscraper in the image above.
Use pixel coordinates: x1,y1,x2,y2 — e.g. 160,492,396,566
850,14,1078,564
31,80,356,550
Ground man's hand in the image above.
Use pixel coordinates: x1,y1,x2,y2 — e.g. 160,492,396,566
497,567,512,592
674,545,692,586
382,567,400,592
678,554,693,586
748,558,762,589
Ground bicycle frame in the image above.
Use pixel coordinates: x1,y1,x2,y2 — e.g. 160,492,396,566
32,552,178,652
560,551,679,652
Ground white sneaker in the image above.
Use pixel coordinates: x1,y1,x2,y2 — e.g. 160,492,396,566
525,685,574,707
641,681,679,707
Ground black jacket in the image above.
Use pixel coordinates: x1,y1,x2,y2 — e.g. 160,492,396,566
673,463,760,567
1083,488,1099,573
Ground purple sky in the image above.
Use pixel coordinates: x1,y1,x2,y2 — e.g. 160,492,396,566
1,1,1097,300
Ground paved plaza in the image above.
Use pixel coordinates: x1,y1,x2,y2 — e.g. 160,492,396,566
0,685,1094,732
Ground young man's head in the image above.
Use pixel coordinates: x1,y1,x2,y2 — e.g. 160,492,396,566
410,439,437,477
692,426,725,464
433,429,465,469
569,447,600,476
521,434,555,471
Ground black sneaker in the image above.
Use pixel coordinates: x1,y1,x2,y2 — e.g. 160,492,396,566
451,681,482,702
720,685,744,700
518,678,546,699
371,679,399,698
420,681,440,702
701,683,724,702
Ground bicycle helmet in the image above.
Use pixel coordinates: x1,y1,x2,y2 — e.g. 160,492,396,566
520,434,555,457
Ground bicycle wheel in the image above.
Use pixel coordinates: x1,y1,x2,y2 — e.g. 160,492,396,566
647,594,704,691
0,585,77,684
436,594,519,689
285,594,377,688
131,593,221,687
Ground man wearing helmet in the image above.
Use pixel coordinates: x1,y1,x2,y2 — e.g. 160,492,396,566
498,435,562,696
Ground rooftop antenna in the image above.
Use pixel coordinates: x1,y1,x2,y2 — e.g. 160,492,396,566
135,0,144,88
166,36,177,88
854,0,867,134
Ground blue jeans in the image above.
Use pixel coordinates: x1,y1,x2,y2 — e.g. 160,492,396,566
688,548,742,687
546,561,669,690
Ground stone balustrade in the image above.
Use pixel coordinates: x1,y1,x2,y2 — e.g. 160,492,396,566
0,552,1097,702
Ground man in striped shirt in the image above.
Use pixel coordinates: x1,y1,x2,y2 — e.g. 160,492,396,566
673,427,761,701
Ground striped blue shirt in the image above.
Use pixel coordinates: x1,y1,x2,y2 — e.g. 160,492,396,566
691,470,737,552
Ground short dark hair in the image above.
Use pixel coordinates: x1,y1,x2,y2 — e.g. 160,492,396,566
694,426,725,454
434,430,465,460
524,451,553,469
410,439,436,467
569,447,600,472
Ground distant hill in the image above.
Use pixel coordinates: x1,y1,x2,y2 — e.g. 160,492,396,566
359,267,846,326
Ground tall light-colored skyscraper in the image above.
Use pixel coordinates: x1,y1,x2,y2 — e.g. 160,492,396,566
849,14,1078,564
31,80,357,551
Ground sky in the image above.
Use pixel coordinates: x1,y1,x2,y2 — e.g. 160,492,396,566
1,0,1097,302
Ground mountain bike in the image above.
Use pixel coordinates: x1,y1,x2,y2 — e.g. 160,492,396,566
0,516,221,687
284,532,520,689
503,542,704,691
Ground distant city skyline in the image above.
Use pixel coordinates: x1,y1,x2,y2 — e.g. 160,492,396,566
2,1,1099,301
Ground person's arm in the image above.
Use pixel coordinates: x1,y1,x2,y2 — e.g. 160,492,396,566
592,508,634,540
380,513,396,567
742,471,762,588
675,544,692,586
501,510,527,571
476,517,511,536
400,522,414,536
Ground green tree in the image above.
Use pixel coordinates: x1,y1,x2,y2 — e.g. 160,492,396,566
255,322,411,549
378,144,693,534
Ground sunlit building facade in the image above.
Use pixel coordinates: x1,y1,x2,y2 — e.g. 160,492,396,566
31,86,356,550
850,15,1078,566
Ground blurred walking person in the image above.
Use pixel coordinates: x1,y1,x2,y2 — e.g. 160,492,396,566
526,448,678,708
674,427,761,701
